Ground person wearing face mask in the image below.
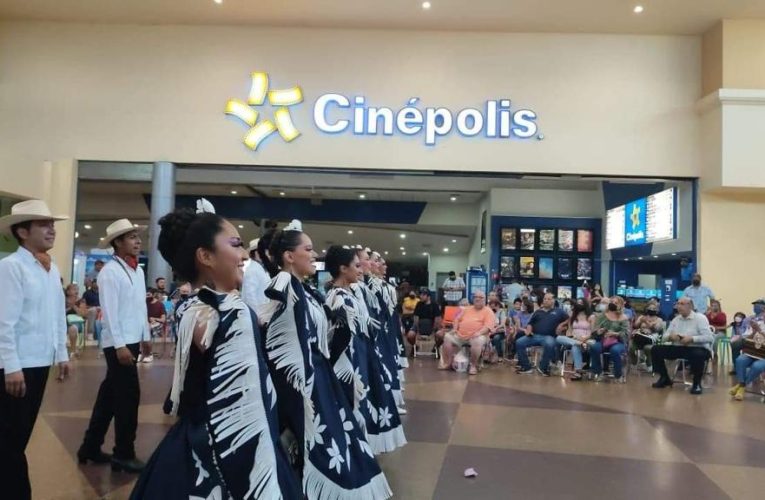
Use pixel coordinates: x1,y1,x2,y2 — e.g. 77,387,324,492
260,227,395,497
589,297,630,382
682,273,715,314
131,205,301,499
729,300,765,402
729,310,750,373
556,303,594,381
401,290,419,333
630,304,666,372
487,291,509,362
705,299,728,362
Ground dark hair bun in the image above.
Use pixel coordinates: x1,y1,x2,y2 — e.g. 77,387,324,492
158,208,223,283
325,245,356,279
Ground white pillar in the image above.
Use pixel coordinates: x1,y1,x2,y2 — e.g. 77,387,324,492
148,161,175,286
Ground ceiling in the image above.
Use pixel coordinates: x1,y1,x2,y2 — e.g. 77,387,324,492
1,0,763,35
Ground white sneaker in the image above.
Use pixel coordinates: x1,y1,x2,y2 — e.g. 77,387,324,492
137,354,144,363
141,354,154,363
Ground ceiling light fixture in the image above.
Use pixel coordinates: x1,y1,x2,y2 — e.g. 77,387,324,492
400,234,406,239
230,190,237,195
238,224,244,229
671,253,677,256
358,192,367,199
422,252,428,256
214,0,223,4
449,194,458,202
399,246,405,250
384,251,389,255
84,224,92,230
638,257,643,260
75,231,80,238
322,249,326,253
633,5,644,14
653,255,659,258
279,191,286,196
422,1,431,10
451,239,457,243
347,230,354,235
402,251,407,256
99,237,104,241
443,247,449,252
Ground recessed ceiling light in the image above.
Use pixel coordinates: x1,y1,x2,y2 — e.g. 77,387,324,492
75,231,79,238
214,0,223,4
449,194,458,202
671,253,677,256
133,224,139,227
638,257,643,260
653,255,659,258
238,224,244,229
422,252,428,256
624,258,629,261
384,251,389,255
279,191,286,196
358,193,367,199
422,1,431,10
400,234,406,239
452,239,457,243
99,237,104,241
230,190,237,195
443,248,449,252
347,230,354,235
83,224,92,230
402,251,407,256
322,249,326,253
633,5,644,14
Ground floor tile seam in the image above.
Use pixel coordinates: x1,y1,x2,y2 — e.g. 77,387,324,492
456,400,628,417
643,415,765,444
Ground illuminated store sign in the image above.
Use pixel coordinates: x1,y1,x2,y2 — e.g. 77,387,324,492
226,71,540,151
606,188,677,250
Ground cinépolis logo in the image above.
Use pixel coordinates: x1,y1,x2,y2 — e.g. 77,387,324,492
226,71,541,151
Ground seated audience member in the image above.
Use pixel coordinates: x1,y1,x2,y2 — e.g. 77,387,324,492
515,293,569,376
82,279,100,334
556,303,593,381
407,288,442,351
729,311,750,373
441,290,497,375
729,314,765,401
630,303,665,372
622,297,636,323
487,291,509,362
144,288,166,362
589,296,630,382
732,300,765,362
401,290,419,332
442,271,466,306
705,299,728,361
651,297,714,395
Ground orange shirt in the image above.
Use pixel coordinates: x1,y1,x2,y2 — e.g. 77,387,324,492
454,306,497,340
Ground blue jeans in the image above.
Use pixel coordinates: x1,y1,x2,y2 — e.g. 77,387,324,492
590,341,626,378
516,334,556,371
491,332,506,357
735,354,765,385
556,336,587,370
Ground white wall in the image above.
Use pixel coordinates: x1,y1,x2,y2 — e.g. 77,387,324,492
490,187,603,217
0,22,701,185
428,254,470,290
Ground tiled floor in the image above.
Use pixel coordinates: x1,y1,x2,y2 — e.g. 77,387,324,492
26,351,765,499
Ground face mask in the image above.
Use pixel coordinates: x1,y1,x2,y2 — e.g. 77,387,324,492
563,304,572,314
646,310,657,316
607,303,618,312
596,304,606,312
530,295,537,301
734,317,743,324
180,294,189,299
692,280,701,286
754,305,765,315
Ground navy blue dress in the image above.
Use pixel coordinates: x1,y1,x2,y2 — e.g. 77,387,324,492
263,272,392,499
327,285,407,455
130,288,300,500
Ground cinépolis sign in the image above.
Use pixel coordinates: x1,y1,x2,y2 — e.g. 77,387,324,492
226,71,541,151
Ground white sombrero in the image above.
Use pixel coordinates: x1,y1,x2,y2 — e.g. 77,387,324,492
0,199,68,235
98,219,147,248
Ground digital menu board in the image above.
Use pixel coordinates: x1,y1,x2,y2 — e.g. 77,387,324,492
605,187,676,249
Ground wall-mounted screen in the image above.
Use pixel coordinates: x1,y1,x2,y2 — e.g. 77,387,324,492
605,187,676,250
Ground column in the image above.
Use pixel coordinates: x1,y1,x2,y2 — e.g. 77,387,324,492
148,161,175,286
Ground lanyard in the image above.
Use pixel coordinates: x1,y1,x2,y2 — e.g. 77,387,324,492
113,256,134,284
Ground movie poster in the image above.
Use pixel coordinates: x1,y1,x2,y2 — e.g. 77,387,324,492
558,258,573,280
558,229,574,252
557,286,573,300
501,228,516,251
577,258,593,280
519,256,535,278
538,257,554,279
500,256,516,278
520,229,536,250
577,229,593,252
539,229,555,251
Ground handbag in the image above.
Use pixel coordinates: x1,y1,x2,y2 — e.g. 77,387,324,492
743,332,765,360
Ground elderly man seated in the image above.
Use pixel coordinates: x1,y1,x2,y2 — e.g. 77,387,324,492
651,297,714,395
440,290,497,375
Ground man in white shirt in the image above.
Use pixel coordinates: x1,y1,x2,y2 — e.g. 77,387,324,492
79,219,149,473
651,297,714,395
0,199,71,500
241,238,270,316
442,271,466,306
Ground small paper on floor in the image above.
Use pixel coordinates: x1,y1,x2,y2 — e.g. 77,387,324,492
464,467,478,478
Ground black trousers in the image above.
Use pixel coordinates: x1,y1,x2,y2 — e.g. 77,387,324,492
0,366,50,500
652,345,710,386
82,342,140,459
